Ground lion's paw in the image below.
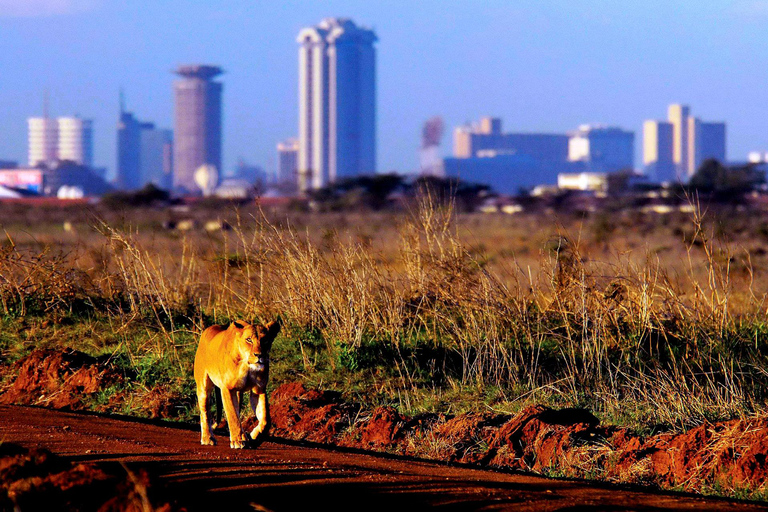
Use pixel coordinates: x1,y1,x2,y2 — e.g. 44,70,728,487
250,425,267,440
201,436,217,446
230,439,246,449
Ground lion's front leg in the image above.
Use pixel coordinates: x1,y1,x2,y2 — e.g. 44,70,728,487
249,392,269,442
197,376,216,446
221,388,246,449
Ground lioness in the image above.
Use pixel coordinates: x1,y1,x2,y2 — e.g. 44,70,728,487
194,319,281,448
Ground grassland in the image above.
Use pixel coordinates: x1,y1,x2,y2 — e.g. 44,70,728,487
1,195,768,477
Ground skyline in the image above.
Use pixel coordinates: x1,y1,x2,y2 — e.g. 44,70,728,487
2,1,768,180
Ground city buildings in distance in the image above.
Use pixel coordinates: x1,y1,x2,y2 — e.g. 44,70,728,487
277,138,299,194
297,18,377,192
443,117,635,194
567,124,634,172
644,104,726,183
117,94,173,190
173,65,223,194
28,115,93,168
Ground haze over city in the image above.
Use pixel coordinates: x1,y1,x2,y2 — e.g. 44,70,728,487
2,0,768,178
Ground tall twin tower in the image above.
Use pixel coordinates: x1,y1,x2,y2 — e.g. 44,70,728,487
297,18,377,191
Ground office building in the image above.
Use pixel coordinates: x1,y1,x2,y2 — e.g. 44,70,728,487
57,117,93,166
297,18,377,191
117,109,150,189
173,65,223,193
28,116,93,168
117,98,173,190
453,117,569,162
687,117,726,174
567,125,634,172
644,104,726,181
668,104,690,179
140,128,173,190
444,117,586,194
28,117,58,167
643,120,675,182
277,138,299,184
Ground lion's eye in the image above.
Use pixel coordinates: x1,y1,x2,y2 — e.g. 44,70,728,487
246,338,253,344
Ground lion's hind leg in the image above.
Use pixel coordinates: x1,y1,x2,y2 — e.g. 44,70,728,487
197,374,217,446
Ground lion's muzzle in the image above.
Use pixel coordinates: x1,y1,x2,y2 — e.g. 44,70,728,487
248,355,268,372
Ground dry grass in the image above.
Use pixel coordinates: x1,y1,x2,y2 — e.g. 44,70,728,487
0,196,767,431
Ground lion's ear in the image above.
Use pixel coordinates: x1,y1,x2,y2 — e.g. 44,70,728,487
260,318,282,351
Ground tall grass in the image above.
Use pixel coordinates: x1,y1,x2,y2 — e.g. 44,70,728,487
0,196,766,430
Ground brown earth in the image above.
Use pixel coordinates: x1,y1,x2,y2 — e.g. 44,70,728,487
4,349,768,504
0,442,177,511
256,381,768,496
2,404,767,511
0,348,123,410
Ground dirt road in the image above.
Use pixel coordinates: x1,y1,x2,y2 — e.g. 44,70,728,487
1,404,765,511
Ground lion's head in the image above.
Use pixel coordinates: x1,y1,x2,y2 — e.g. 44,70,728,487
232,319,281,371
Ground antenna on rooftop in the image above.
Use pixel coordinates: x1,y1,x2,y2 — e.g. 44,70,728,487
119,88,125,115
43,89,50,119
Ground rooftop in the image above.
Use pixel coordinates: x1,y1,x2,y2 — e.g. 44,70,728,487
174,65,223,80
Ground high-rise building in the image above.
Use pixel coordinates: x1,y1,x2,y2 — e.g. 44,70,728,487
117,96,173,190
277,138,299,184
57,117,93,166
117,109,150,189
644,105,726,181
28,116,92,168
567,124,634,172
297,18,377,191
643,120,675,182
27,117,58,167
668,104,690,180
173,65,223,193
140,128,173,190
687,118,726,175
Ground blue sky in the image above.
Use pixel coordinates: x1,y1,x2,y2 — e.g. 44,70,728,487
1,0,768,177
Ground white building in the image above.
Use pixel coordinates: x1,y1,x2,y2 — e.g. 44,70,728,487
27,116,93,167
27,117,58,167
567,124,634,172
558,172,608,192
57,117,93,166
297,18,377,191
748,151,768,164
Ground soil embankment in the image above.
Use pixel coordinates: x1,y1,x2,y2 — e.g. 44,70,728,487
2,404,766,511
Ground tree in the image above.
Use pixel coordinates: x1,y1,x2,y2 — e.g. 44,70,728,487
689,159,764,199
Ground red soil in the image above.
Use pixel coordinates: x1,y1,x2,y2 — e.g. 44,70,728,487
0,348,122,410
261,381,768,495
0,443,177,511
3,349,768,497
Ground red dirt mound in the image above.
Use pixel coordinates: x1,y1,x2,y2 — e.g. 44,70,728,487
258,381,768,497
251,381,359,444
359,407,404,448
0,443,178,511
0,349,123,410
611,417,768,491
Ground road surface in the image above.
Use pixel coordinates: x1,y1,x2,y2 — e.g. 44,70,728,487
1,404,765,511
